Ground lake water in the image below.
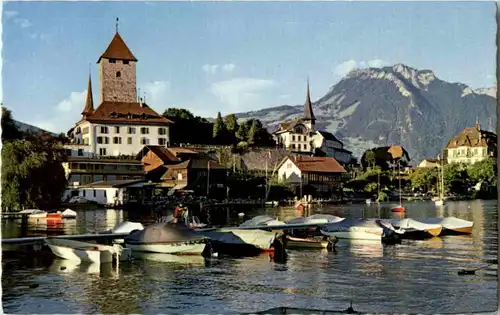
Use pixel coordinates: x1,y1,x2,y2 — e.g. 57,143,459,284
1,200,497,314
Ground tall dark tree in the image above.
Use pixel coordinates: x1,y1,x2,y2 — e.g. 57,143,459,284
213,112,227,139
247,119,258,144
1,106,22,142
236,123,249,142
162,107,213,145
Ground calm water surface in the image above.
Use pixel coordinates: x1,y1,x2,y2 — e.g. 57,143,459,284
1,200,497,313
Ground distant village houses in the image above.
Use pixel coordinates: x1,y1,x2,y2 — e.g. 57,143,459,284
272,82,354,165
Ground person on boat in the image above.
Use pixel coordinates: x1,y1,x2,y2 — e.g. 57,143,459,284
173,204,184,223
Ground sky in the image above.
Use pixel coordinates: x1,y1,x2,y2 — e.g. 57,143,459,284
1,1,497,134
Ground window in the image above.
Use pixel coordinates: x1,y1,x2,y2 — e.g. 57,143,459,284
77,149,84,156
158,127,167,135
100,126,108,134
141,127,150,134
292,144,296,149
287,163,292,169
292,136,296,141
127,137,132,145
99,137,109,144
141,138,150,145
115,126,120,133
83,190,86,197
158,138,167,145
298,136,301,141
303,144,307,150
178,173,183,180
109,59,116,63
104,190,107,198
128,127,136,134
97,137,103,144
116,71,121,78
113,137,122,144
93,190,96,197
99,148,107,156
123,60,129,65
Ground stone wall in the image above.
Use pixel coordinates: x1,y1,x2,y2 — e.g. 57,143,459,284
99,59,137,103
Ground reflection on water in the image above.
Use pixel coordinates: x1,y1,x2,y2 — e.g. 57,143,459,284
1,200,497,314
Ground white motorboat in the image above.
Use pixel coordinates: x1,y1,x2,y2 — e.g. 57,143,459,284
412,217,473,235
61,208,77,219
124,223,209,255
45,238,131,264
19,209,48,219
320,219,400,241
103,221,145,244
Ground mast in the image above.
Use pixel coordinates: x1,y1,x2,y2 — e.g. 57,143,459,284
398,161,402,205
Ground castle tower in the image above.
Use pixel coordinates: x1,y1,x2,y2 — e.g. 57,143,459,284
97,19,138,103
302,78,316,130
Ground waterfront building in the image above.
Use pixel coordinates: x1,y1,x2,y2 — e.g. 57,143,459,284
361,145,411,170
67,25,172,157
276,156,346,198
272,82,353,164
445,121,497,164
71,179,148,207
137,145,227,197
417,158,442,168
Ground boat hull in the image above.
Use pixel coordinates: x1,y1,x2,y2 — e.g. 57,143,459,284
125,242,206,255
444,226,473,235
46,238,130,264
286,236,329,249
321,229,382,241
391,206,405,213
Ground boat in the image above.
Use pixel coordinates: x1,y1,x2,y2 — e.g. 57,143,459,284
391,160,405,213
19,209,48,219
45,238,131,264
201,228,281,256
285,235,336,249
124,223,209,255
47,212,63,220
101,221,145,243
320,218,402,241
434,155,446,206
132,251,208,265
413,217,474,235
286,214,345,236
239,215,286,227
385,218,443,239
61,208,77,219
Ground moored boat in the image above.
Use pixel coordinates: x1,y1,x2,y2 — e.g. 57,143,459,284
285,235,336,249
240,215,286,227
20,209,48,219
45,238,131,264
320,218,401,241
412,217,474,235
61,208,77,219
386,218,443,239
124,223,209,255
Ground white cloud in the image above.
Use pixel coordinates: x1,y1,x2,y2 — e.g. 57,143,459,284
202,64,219,74
14,18,32,28
222,63,236,73
210,77,276,112
57,91,86,112
334,60,358,77
4,10,19,19
334,59,387,77
202,63,236,74
142,80,171,108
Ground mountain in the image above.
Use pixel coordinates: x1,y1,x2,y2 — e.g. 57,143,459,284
237,64,497,164
14,120,56,135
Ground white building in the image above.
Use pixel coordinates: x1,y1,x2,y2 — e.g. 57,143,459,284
75,179,148,206
272,82,353,164
445,121,497,165
68,27,172,157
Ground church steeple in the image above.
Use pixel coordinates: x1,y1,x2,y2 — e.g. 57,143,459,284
303,78,316,126
82,73,94,116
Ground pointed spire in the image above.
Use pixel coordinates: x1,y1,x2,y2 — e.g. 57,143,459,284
97,19,138,63
303,77,316,123
82,68,94,116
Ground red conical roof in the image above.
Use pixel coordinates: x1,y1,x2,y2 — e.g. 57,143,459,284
98,32,137,63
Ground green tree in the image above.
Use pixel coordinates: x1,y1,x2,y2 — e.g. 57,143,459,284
247,119,258,144
467,158,496,185
236,123,248,141
1,106,23,142
225,114,239,133
213,111,227,139
2,138,67,211
443,163,469,194
364,150,376,169
163,108,195,120
409,167,437,192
